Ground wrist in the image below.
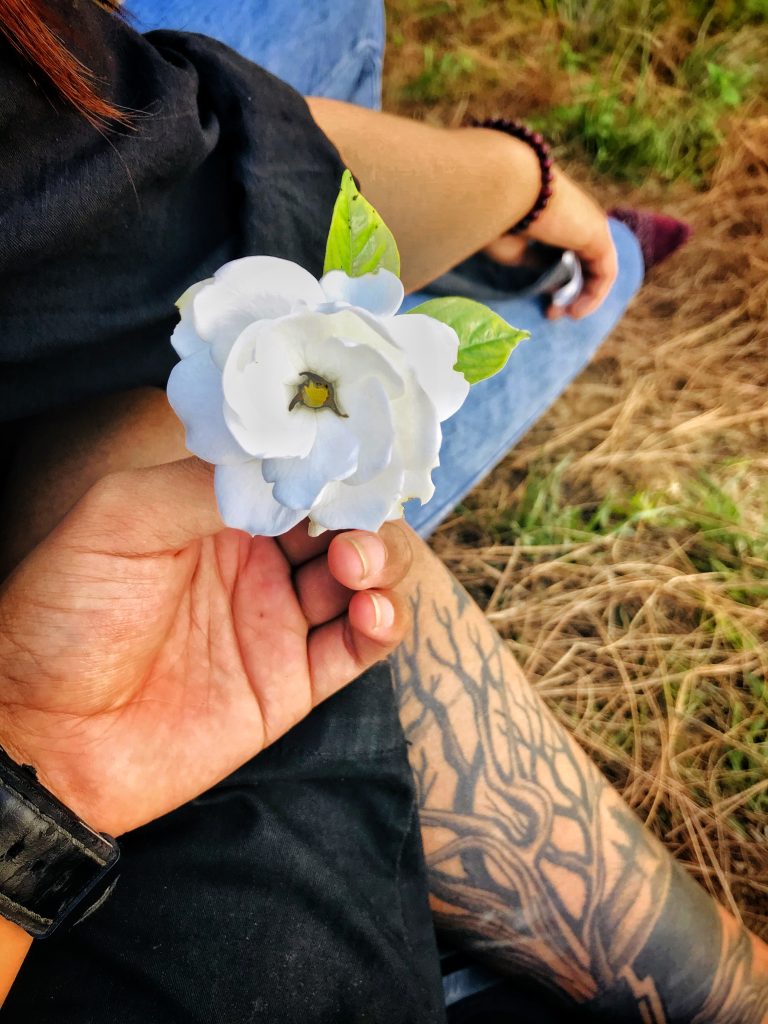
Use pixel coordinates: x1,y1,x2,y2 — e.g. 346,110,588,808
0,914,33,1003
469,118,554,233
0,742,119,938
0,717,104,835
464,125,543,230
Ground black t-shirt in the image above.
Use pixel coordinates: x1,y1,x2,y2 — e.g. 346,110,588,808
0,2,346,423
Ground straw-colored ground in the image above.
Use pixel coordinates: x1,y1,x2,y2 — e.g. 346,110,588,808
383,0,768,938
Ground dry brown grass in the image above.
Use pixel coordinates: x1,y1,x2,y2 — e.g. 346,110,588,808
384,6,768,937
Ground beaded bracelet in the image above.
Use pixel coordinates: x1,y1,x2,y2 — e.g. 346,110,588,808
471,117,554,235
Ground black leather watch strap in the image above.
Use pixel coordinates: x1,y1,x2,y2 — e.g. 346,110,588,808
0,746,119,938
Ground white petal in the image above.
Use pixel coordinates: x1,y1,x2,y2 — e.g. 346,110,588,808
387,314,469,422
167,349,249,465
176,278,213,313
320,269,404,316
341,377,394,485
171,279,212,359
303,330,404,401
392,378,441,472
386,499,406,522
192,256,325,368
222,321,316,459
401,465,436,505
309,459,405,534
215,462,306,537
326,306,407,375
262,413,360,510
171,317,207,359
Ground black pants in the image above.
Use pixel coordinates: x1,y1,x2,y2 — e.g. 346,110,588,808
3,663,587,1023
4,664,446,1023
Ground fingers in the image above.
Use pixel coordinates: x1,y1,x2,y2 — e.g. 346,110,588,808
65,458,223,556
567,245,618,319
307,589,410,706
328,522,414,591
294,522,415,627
559,229,618,321
277,520,337,567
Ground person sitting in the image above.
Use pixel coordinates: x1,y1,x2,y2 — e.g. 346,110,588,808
1,2,762,1023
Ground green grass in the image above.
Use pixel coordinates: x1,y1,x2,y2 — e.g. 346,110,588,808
537,37,760,183
388,0,768,184
457,464,768,561
453,467,768,820
400,44,477,102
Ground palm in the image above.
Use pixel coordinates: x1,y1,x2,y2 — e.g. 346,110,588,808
0,463,407,836
2,530,312,834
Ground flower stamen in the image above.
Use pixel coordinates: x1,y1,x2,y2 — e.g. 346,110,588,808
289,371,347,417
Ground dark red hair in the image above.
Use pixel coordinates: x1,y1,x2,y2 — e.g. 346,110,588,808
0,0,125,124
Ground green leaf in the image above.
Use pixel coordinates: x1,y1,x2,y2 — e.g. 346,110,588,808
323,170,400,278
407,296,530,384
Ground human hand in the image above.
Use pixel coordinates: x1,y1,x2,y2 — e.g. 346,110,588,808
0,459,413,836
483,168,618,321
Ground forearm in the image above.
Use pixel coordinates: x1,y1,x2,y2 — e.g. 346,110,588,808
0,917,31,1004
392,539,768,1022
306,97,541,291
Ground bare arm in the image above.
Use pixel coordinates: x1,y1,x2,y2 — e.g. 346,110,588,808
307,97,540,291
392,539,768,1022
306,98,617,315
0,920,31,1005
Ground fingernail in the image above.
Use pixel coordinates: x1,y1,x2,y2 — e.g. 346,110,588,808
369,592,395,631
346,534,386,581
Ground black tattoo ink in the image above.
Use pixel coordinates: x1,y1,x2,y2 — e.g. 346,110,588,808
392,579,768,1023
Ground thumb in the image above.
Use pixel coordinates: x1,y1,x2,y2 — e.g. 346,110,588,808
63,458,225,556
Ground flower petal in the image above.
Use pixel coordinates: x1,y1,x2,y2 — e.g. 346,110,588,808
309,459,405,534
341,377,394,486
320,269,404,316
300,315,404,399
262,413,361,510
222,321,316,459
386,313,469,422
171,281,212,358
167,349,249,465
171,317,207,359
392,377,441,473
401,465,436,505
177,277,214,314
193,256,326,368
215,462,307,536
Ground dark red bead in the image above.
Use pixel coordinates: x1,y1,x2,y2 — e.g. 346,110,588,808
472,116,555,233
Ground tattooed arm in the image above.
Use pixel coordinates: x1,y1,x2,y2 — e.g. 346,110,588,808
392,539,768,1023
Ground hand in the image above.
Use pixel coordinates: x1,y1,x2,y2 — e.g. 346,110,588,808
483,168,618,321
0,459,413,836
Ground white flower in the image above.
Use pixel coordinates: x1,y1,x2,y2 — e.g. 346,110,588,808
167,256,469,536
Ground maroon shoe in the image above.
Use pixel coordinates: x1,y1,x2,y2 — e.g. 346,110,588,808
609,207,693,270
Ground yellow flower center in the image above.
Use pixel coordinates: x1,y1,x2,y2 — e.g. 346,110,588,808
289,371,347,417
302,379,330,409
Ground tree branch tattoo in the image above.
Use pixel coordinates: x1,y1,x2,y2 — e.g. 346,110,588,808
392,572,768,1022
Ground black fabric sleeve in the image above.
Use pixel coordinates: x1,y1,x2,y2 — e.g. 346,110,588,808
0,7,346,423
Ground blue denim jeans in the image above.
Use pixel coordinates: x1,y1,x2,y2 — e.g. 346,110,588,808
127,0,386,108
126,0,645,537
